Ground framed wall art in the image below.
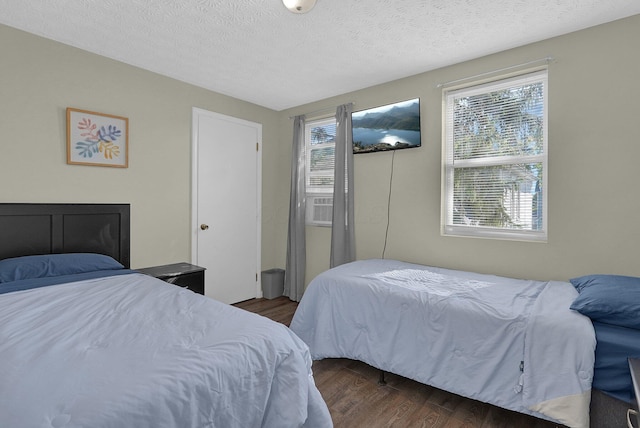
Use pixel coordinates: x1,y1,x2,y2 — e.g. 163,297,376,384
67,108,129,167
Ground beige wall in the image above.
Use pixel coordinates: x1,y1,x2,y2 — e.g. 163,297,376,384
0,24,286,270
281,14,640,285
3,15,639,286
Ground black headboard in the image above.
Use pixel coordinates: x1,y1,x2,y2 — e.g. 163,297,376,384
0,203,130,268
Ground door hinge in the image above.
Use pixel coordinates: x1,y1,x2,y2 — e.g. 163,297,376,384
256,142,259,152
256,273,258,281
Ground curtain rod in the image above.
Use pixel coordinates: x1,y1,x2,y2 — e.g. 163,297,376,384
436,56,555,89
288,101,355,120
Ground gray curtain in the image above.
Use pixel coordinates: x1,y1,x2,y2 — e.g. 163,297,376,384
284,115,307,302
330,104,355,268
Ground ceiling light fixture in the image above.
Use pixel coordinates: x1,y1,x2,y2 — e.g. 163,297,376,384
282,0,317,14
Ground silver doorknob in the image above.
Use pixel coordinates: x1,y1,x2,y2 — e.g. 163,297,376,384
200,224,209,230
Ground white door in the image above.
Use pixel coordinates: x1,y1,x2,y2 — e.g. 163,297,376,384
191,108,261,304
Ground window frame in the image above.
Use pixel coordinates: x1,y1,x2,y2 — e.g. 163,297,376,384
441,69,548,242
305,117,336,227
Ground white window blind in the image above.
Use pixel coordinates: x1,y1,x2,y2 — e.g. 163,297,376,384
442,70,548,241
305,118,336,226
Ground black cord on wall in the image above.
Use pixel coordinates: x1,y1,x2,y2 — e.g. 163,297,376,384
381,150,397,259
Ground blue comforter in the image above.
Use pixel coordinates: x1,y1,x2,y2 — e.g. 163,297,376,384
0,273,332,427
291,259,595,428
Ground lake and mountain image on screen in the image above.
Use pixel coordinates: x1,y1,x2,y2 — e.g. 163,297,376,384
352,98,421,154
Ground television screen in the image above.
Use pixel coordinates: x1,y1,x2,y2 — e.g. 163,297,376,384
352,98,421,154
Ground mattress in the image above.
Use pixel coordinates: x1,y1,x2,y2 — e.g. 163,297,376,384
592,321,640,403
291,259,596,428
0,272,332,427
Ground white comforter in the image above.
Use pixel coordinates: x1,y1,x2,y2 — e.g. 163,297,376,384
0,273,332,428
290,259,595,428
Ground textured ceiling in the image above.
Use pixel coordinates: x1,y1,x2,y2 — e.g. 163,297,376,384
1,1,639,111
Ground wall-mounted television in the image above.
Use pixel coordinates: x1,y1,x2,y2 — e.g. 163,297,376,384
352,98,421,154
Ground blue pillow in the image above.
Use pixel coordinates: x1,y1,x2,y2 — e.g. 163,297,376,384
570,274,640,329
0,253,124,284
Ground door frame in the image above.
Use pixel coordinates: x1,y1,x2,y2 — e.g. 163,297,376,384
190,107,262,298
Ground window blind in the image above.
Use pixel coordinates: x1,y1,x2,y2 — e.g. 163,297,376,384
443,69,547,241
305,117,337,226
306,119,336,193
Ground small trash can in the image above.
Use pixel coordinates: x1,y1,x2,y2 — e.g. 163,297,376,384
261,268,285,299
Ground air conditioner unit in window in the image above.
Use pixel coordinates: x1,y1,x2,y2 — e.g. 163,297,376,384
307,196,333,226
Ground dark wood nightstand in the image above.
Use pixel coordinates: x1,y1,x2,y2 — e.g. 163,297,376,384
137,262,205,295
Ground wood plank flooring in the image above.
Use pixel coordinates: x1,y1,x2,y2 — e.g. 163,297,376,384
234,297,563,428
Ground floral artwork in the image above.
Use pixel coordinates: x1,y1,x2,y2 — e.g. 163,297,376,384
67,108,128,167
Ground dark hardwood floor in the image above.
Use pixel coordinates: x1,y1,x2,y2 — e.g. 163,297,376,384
234,297,563,428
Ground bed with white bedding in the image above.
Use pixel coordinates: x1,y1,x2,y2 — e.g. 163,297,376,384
0,203,332,428
290,258,596,428
0,270,331,427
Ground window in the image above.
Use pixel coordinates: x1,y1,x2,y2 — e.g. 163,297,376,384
442,70,548,241
305,117,336,226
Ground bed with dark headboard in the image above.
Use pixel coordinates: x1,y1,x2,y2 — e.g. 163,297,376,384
0,203,130,267
0,203,331,427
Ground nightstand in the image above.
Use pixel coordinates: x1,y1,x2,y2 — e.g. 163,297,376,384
137,262,205,295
